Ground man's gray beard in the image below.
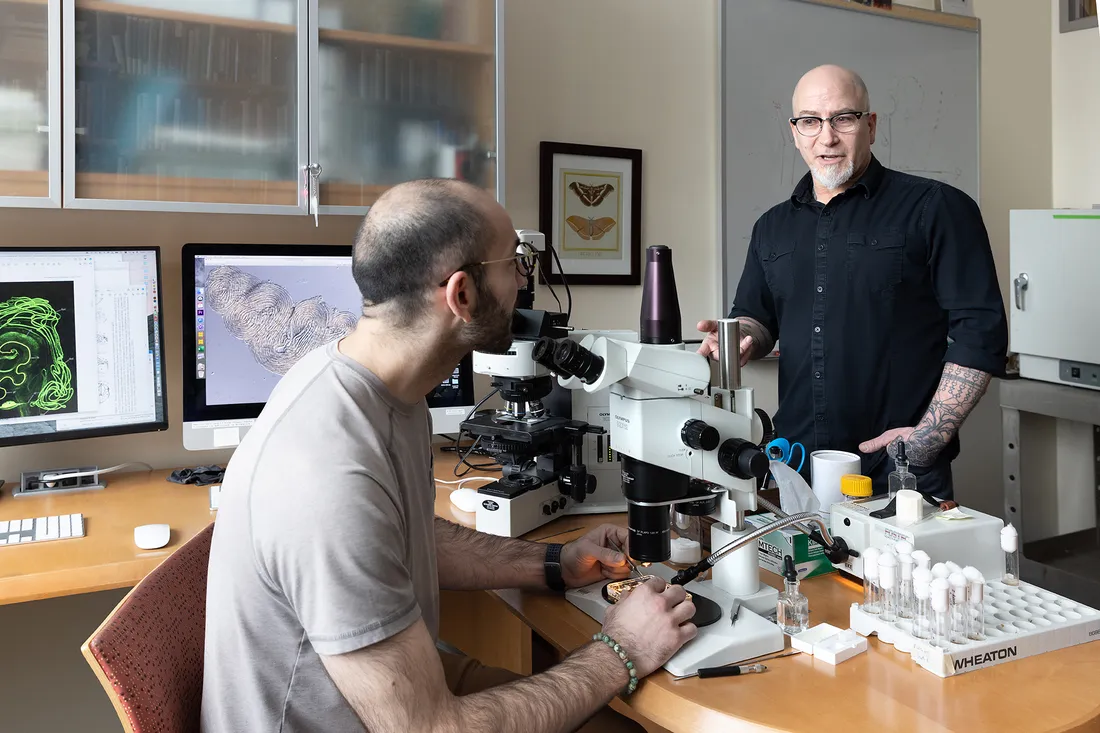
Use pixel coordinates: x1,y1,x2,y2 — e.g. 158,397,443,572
812,157,855,190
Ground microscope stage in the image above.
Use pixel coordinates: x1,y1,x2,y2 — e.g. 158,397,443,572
566,563,785,678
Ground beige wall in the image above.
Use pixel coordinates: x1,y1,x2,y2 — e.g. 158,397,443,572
1051,3,1100,208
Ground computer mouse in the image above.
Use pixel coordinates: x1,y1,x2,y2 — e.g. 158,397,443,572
449,488,481,513
134,523,171,550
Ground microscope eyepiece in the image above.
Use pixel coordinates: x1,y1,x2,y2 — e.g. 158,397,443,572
552,339,605,384
531,337,560,371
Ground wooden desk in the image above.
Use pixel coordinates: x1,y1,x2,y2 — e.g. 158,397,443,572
6,456,1100,731
432,453,1100,733
0,470,215,606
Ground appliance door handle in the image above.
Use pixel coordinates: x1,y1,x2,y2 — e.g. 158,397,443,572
1014,273,1029,310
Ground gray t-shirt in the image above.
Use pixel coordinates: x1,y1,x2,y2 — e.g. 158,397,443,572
200,340,438,732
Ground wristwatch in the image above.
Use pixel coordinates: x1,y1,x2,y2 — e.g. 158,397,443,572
544,543,566,592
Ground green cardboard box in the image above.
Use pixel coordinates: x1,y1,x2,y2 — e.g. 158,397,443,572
744,512,836,580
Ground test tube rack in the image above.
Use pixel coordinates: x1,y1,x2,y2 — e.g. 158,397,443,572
849,579,1100,677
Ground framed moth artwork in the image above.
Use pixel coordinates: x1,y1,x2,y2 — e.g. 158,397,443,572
538,141,642,286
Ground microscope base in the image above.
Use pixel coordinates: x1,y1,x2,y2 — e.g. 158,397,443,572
565,563,785,678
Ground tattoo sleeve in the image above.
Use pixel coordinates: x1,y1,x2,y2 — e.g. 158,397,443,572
903,362,992,466
434,517,546,591
737,316,776,360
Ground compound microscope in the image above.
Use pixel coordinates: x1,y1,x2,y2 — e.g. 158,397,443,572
534,244,855,678
456,230,630,538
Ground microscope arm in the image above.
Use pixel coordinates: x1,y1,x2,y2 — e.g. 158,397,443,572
669,512,852,586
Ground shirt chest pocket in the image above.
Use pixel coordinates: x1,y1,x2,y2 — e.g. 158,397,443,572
762,243,797,300
846,232,905,293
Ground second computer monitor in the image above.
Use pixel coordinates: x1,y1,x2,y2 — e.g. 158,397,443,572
180,243,475,451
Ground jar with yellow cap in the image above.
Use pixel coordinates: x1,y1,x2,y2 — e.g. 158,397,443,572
841,474,872,501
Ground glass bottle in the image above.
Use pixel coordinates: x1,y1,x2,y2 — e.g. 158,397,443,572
888,441,918,500
777,555,809,635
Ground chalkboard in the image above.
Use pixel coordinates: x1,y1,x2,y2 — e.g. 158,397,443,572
720,0,980,308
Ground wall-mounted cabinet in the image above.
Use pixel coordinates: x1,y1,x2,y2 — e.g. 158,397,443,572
0,0,500,217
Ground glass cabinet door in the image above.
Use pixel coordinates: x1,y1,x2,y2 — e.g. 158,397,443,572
313,0,498,210
0,0,59,206
65,0,304,211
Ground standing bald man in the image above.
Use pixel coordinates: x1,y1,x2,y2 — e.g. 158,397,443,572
698,65,1007,500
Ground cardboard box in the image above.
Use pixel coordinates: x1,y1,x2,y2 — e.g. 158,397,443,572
745,512,836,579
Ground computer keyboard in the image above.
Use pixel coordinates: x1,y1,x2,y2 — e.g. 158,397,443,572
0,514,85,546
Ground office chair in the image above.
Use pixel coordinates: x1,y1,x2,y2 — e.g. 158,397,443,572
81,522,214,733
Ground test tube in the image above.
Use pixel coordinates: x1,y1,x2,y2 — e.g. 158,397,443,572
911,549,931,573
930,577,951,648
948,572,968,645
878,552,898,623
898,552,915,620
862,546,881,614
964,566,985,641
911,566,933,640
931,562,950,582
1002,524,1020,586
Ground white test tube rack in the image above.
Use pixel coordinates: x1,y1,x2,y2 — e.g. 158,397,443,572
849,579,1100,677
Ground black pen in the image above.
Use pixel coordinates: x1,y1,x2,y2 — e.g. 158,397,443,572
697,663,767,679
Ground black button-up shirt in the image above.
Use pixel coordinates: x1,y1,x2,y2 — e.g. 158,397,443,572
729,155,1007,476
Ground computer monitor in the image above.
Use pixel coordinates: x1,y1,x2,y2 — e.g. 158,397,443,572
180,243,476,451
0,247,168,447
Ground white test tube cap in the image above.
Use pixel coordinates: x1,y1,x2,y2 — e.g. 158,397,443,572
931,562,950,579
931,577,950,613
945,561,963,575
912,566,932,599
863,546,881,580
948,572,967,602
895,540,914,557
1001,523,1019,553
899,553,914,580
878,552,898,590
911,550,931,571
969,573,986,602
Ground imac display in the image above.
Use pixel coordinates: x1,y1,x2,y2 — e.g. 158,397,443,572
181,243,475,451
0,247,167,447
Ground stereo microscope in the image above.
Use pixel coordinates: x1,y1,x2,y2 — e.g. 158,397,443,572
535,244,853,677
457,230,628,538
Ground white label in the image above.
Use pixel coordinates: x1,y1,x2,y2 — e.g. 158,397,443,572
213,427,240,447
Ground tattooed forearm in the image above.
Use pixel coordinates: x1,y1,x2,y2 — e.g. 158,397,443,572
737,317,776,360
434,517,546,591
900,363,992,466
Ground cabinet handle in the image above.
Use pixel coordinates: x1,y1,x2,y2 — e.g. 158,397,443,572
305,163,322,226
1014,273,1029,310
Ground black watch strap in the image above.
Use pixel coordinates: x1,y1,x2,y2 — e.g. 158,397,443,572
544,543,566,592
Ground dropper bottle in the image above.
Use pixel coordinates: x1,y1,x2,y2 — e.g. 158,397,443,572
888,441,918,500
861,546,882,614
776,555,809,635
1001,524,1020,586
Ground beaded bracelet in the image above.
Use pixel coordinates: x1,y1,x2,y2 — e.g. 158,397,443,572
592,632,639,694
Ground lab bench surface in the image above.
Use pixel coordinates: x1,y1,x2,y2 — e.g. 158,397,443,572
433,450,1100,733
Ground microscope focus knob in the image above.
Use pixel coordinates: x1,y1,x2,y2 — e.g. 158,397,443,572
681,420,720,451
717,438,770,480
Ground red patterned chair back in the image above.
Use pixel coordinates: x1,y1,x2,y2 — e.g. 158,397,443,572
81,522,214,733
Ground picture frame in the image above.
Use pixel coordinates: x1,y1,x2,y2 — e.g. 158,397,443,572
1058,0,1097,32
538,141,642,286
935,0,973,16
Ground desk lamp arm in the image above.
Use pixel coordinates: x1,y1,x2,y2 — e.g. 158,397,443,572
669,512,853,586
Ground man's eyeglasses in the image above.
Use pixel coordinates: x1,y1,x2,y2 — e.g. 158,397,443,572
438,242,539,287
789,111,868,137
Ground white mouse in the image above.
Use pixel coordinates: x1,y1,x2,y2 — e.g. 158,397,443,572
449,488,481,513
134,523,171,550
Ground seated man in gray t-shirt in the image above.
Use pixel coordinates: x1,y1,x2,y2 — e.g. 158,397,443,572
199,179,697,733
